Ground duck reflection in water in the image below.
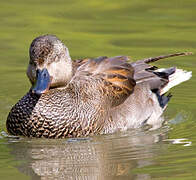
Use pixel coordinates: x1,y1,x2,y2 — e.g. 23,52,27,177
8,128,169,180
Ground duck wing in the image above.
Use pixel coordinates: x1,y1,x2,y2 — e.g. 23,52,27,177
70,56,136,107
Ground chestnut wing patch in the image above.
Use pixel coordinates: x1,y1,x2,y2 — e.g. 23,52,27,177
74,56,136,107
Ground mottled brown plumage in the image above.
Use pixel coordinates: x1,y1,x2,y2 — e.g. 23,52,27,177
6,35,192,138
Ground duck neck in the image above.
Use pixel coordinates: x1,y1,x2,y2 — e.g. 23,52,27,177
64,48,73,82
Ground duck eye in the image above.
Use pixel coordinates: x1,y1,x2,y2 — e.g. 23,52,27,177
29,60,36,66
29,61,33,65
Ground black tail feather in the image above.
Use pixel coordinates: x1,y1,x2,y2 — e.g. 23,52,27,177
155,91,172,108
153,67,176,79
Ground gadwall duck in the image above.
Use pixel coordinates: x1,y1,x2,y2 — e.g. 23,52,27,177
6,35,192,138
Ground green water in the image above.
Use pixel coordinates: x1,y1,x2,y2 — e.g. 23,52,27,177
0,0,196,179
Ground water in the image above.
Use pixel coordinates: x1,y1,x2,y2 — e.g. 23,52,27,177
0,0,196,179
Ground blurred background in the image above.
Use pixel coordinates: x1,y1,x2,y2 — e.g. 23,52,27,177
0,0,196,179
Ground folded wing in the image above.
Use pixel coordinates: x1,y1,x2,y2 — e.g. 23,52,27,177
71,56,136,107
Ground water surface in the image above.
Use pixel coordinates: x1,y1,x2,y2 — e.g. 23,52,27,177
0,0,196,179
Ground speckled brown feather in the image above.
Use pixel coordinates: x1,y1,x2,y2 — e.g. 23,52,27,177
30,35,60,65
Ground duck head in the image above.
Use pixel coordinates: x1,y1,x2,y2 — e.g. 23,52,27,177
27,35,72,95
